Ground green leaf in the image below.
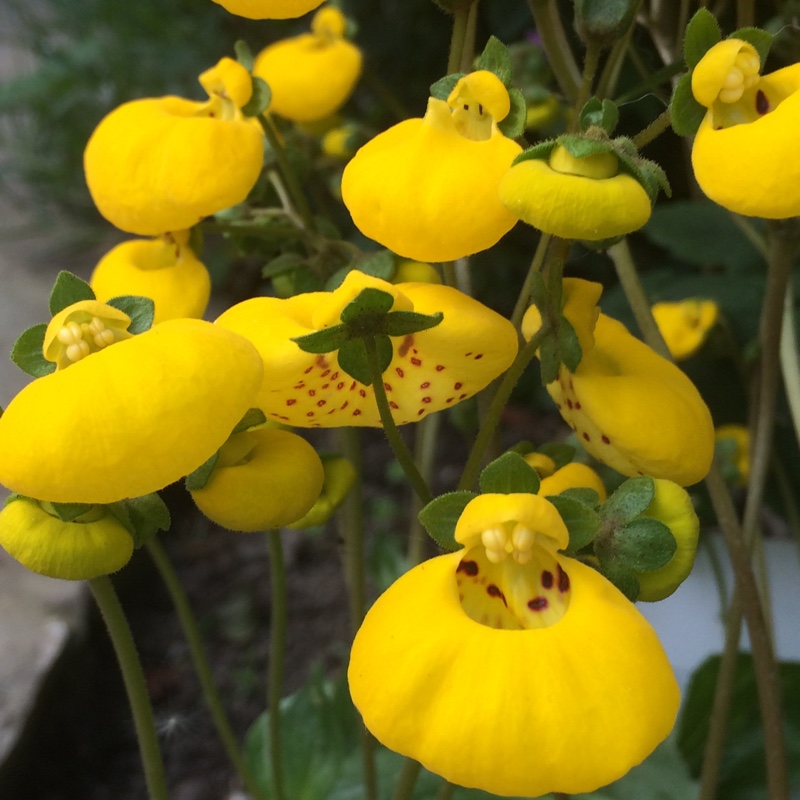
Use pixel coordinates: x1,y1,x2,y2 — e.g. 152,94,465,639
418,491,476,551
107,493,170,548
479,452,541,494
185,452,220,492
49,502,94,522
546,494,600,552
528,271,547,310
241,76,272,117
352,249,395,281
475,36,513,85
730,28,772,70
558,487,601,506
512,139,557,165
497,87,526,138
429,72,465,101
232,407,267,434
683,8,722,69
263,252,307,279
10,323,55,377
558,316,582,372
106,295,155,334
340,287,395,323
669,72,707,137
49,270,95,315
597,559,640,600
234,39,254,71
293,325,349,355
538,334,560,386
559,133,615,160
579,97,618,133
337,339,371,385
383,310,443,337
601,517,677,572
599,476,655,524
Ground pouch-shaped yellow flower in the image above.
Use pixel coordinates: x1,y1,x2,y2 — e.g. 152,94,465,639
211,0,325,18
537,460,608,501
0,316,263,504
499,144,651,240
341,71,522,262
0,497,134,580
191,428,324,531
90,231,211,324
253,7,362,123
524,279,715,486
215,270,518,427
84,58,263,235
349,493,679,797
691,39,800,218
652,299,719,361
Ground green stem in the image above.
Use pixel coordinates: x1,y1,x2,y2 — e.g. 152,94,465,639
460,0,480,72
571,39,602,129
266,529,288,800
511,233,552,330
458,329,546,491
365,337,433,505
632,108,672,149
391,758,422,800
447,2,473,75
436,780,456,800
527,0,581,102
595,17,634,99
780,271,800,451
408,411,442,565
88,577,169,800
145,538,266,800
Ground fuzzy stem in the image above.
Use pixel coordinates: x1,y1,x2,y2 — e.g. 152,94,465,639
88,577,169,800
447,3,473,75
571,39,602,130
527,0,581,102
408,411,442,565
459,0,480,72
632,108,672,149
511,233,552,330
145,538,266,800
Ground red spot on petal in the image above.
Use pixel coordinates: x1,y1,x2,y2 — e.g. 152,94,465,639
582,432,591,442
557,564,570,593
286,399,296,406
331,371,339,380
566,398,573,409
454,382,463,390
359,389,367,398
422,396,432,404
337,382,345,390
384,382,392,392
389,401,399,409
321,369,330,378
353,409,362,416
602,435,610,444
487,584,507,606
756,89,769,115
574,401,581,410
446,397,454,403
465,352,472,357
474,354,483,360
411,357,422,366
417,409,425,416
322,384,330,389
304,365,314,374
294,382,305,390
341,401,349,409
308,389,316,397
435,365,445,372
396,367,405,378
457,560,479,576
458,393,467,400
420,381,430,389
307,411,315,417
541,570,554,589
528,597,548,611
350,381,357,390
317,400,326,407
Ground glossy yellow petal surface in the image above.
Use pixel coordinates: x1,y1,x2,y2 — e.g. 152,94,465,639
0,498,133,580
539,462,607,501
215,271,518,427
499,157,651,240
84,59,263,235
211,0,325,18
0,319,263,504
652,299,719,361
191,428,324,531
91,234,211,324
341,95,521,262
691,39,758,108
349,550,679,796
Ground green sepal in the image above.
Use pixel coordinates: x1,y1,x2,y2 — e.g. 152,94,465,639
558,487,600,506
234,39,254,71
337,336,392,386
418,491,476,551
512,138,557,166
683,8,721,70
49,502,94,522
10,323,55,377
596,559,640,601
669,72,707,136
579,97,618,134
232,407,268,435
107,493,171,549
293,325,350,354
263,252,307,279
429,73,465,101
341,287,394,322
558,133,615,160
546,494,600,553
498,87,526,138
185,451,220,492
106,295,155,334
383,310,443,337
538,334,560,385
529,271,547,310
479,452,541,494
353,249,396,281
600,517,677,572
509,440,535,456
613,142,672,203
49,271,95,316
242,76,273,118
474,36,513,86
730,27,772,68
558,317,582,372
535,443,576,470
574,0,639,47
599,476,655,525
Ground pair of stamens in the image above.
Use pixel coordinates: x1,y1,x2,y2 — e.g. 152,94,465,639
56,317,118,364
481,523,538,565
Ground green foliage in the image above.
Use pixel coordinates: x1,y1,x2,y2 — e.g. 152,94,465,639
730,27,772,67
185,452,220,492
498,87,527,138
232,408,268,434
107,493,171,549
599,476,655,525
474,36,513,86
10,324,54,378
49,270,95,315
547,494,601,553
683,8,722,69
579,97,619,134
429,73,465,101
48,502,94,522
106,296,155,334
241,77,272,118
418,491,476,551
478,451,541,494
574,0,639,46
596,517,677,572
669,73,707,137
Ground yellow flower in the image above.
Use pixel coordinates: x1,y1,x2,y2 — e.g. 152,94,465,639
525,94,562,130
210,0,325,18
652,299,719,361
499,144,651,240
215,270,518,427
715,423,750,486
691,40,800,218
253,7,362,123
90,231,211,324
84,58,263,235
349,493,679,797
288,454,356,528
524,279,715,486
0,497,134,580
392,260,442,285
0,314,263,504
538,461,608,501
191,428,324,531
341,71,522,262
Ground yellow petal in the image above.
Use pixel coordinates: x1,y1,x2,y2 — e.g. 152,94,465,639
0,319,263,503
349,551,679,797
0,498,133,580
538,462,607,501
691,39,759,108
288,454,356,528
652,299,719,361
210,0,325,19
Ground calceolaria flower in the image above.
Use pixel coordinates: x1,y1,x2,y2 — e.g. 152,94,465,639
341,71,522,262
210,0,325,18
534,458,608,501
253,6,362,123
84,58,264,235
190,428,325,531
349,493,680,796
652,299,719,361
0,497,133,580
691,39,800,218
90,231,211,324
524,279,715,486
0,306,263,504
215,270,518,427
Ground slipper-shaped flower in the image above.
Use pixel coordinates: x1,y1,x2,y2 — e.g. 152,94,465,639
84,57,264,235
652,299,719,361
90,231,211,324
0,497,134,580
691,39,800,218
210,0,325,18
253,6,362,123
215,270,518,427
190,427,324,531
341,71,522,262
0,308,263,504
349,493,679,797
537,460,608,500
523,279,715,486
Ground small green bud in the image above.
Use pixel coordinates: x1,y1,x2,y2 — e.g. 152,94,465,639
574,0,638,47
